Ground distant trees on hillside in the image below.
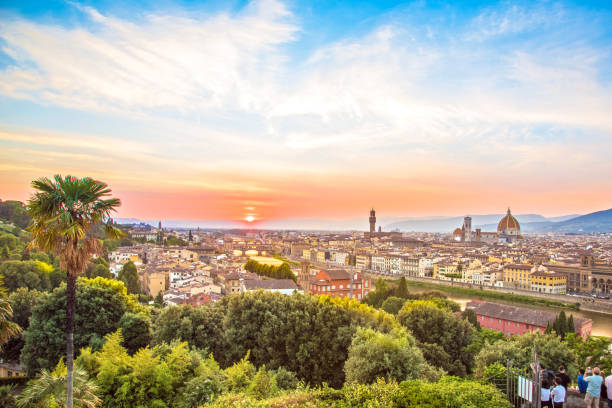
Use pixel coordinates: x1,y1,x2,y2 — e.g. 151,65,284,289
244,260,296,282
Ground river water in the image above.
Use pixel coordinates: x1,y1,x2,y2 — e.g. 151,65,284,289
407,288,612,338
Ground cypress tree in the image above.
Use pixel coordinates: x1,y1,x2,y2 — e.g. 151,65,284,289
568,314,575,336
545,321,552,334
557,311,568,338
396,277,409,299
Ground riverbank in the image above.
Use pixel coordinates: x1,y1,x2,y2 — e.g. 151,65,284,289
399,278,581,310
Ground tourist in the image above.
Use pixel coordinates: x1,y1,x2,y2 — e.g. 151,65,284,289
552,376,566,408
585,367,604,408
579,369,588,393
557,365,571,390
606,371,612,408
541,378,553,408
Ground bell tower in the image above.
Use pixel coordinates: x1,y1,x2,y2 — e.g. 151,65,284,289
369,208,376,233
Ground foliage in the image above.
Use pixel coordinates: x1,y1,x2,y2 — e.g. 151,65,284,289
398,301,475,376
0,200,32,229
0,384,17,407
80,331,202,408
202,377,510,408
461,308,481,330
344,327,426,384
381,296,406,315
565,334,612,372
0,278,21,351
1,288,46,362
395,277,409,299
0,260,64,293
244,260,296,282
21,278,142,375
16,359,101,408
270,367,298,390
394,376,512,408
84,258,111,280
153,304,226,359
117,261,140,294
474,331,575,379
118,312,152,354
224,352,256,392
247,366,278,399
362,278,390,308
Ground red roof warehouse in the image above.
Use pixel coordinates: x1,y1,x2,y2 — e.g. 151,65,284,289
466,301,592,339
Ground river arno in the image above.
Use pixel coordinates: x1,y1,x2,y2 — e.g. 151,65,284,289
408,287,612,337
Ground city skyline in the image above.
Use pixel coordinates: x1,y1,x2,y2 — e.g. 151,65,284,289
1,0,612,223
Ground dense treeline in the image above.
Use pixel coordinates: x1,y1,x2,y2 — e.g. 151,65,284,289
244,259,296,282
4,279,612,407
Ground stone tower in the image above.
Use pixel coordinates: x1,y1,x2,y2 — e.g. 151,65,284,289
369,208,376,233
299,261,311,293
463,216,472,242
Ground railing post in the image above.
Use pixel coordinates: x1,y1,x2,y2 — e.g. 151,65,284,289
507,359,511,403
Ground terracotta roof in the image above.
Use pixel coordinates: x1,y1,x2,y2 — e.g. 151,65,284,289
498,208,520,232
324,269,351,280
466,301,590,330
244,279,298,290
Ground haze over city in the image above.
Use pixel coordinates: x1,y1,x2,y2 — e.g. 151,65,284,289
1,0,612,225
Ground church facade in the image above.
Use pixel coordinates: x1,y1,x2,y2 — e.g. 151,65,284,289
453,208,522,243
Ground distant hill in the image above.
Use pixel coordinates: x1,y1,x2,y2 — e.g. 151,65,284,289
542,209,612,233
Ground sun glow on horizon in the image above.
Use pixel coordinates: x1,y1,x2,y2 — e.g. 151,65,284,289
245,215,255,222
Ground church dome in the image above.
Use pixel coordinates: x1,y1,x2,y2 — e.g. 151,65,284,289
453,228,462,236
497,208,520,232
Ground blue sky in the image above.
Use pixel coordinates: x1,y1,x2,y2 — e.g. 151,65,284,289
1,0,611,221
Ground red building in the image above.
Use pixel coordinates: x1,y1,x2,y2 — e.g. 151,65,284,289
467,301,592,339
309,269,371,301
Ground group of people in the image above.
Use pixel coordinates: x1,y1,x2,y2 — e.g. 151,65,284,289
577,366,612,408
539,364,612,408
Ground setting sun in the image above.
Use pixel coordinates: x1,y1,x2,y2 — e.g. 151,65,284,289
245,215,255,222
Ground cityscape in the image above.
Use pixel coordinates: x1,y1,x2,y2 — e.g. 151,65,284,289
1,0,612,407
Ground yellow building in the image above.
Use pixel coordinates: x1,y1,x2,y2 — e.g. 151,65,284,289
503,264,533,289
145,272,167,297
302,249,311,260
0,363,26,378
530,270,566,294
434,262,457,280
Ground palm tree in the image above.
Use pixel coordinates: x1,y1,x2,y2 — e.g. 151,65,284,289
0,277,21,348
17,360,101,408
26,175,123,408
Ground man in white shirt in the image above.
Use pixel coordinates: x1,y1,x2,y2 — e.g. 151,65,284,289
606,372,612,408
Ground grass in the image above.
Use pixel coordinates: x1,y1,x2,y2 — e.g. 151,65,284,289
272,254,300,266
394,279,580,310
249,256,284,266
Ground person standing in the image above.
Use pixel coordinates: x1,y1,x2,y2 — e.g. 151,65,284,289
585,367,604,408
606,371,612,408
557,365,571,390
552,376,566,408
579,369,588,394
541,378,553,408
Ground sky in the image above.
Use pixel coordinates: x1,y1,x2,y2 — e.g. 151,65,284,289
1,0,611,226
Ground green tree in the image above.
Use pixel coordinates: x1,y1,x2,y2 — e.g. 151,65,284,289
396,277,409,299
381,296,406,315
461,308,481,331
118,261,140,294
1,245,9,260
0,279,21,350
247,365,278,399
1,287,46,362
363,278,390,308
344,327,426,384
16,360,101,408
553,311,568,338
27,175,123,408
118,312,152,354
154,291,164,307
21,277,142,375
567,315,575,335
0,260,56,292
398,302,475,376
474,331,575,379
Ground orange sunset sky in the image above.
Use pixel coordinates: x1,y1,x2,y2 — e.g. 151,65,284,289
1,0,612,224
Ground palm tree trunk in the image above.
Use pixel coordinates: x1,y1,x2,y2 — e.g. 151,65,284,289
66,273,76,408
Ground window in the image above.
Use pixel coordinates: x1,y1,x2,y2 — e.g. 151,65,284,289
339,284,343,289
